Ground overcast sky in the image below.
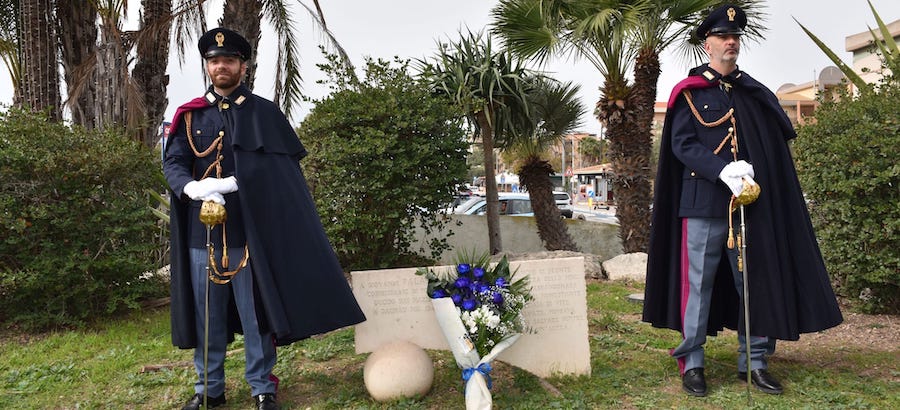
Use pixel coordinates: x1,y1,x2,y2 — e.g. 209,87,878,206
2,0,899,137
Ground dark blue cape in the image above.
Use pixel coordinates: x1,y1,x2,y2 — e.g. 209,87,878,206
167,91,365,348
642,65,842,340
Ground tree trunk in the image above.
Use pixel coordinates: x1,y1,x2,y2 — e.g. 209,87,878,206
519,157,579,251
477,111,503,255
19,0,61,120
597,77,649,253
613,47,659,253
94,19,131,132
57,0,98,130
132,0,173,147
219,0,262,91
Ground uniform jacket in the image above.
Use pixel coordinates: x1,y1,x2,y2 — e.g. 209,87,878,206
668,70,748,218
164,85,366,348
642,64,843,341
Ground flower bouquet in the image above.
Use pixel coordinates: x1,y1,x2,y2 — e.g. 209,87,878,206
416,251,532,410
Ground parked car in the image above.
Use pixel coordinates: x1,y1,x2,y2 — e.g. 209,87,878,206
554,191,574,218
450,195,485,214
462,193,533,216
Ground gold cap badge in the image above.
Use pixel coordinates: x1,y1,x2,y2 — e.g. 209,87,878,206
727,8,736,22
215,32,225,47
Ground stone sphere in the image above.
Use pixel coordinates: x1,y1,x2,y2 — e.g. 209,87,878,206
363,340,434,402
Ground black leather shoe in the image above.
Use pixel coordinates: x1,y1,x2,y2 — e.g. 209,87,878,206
738,369,784,395
181,392,226,410
682,368,707,397
254,393,279,410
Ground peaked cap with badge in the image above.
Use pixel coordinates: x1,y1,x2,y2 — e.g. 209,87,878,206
198,27,252,60
695,4,747,39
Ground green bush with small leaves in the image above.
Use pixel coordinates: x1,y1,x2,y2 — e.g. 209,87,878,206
794,83,900,314
298,55,469,271
0,108,166,330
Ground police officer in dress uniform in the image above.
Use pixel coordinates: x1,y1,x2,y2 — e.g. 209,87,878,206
164,28,365,410
643,3,842,398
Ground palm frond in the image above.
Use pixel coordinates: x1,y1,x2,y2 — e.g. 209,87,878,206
170,0,212,66
795,17,867,90
261,0,302,117
866,0,900,79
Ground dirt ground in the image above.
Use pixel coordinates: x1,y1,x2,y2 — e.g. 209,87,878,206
778,309,900,352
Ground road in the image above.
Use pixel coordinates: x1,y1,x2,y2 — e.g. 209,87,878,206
572,202,618,225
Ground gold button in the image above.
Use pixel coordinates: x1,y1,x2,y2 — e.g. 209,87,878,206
221,103,230,109
691,172,696,177
703,104,708,109
195,130,201,134
728,127,734,132
218,131,224,136
731,148,737,153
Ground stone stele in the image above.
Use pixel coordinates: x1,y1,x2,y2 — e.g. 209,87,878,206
363,340,434,402
353,257,590,377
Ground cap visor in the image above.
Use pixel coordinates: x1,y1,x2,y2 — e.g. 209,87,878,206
708,27,745,36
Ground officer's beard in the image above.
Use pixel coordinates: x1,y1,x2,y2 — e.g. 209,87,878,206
211,72,241,91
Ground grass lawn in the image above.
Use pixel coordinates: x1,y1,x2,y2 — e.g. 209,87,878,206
1,280,897,409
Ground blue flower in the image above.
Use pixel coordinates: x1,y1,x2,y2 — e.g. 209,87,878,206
431,288,447,298
454,276,471,289
473,267,485,279
495,277,508,288
457,263,471,275
476,282,490,294
492,292,504,305
462,298,477,311
451,293,463,305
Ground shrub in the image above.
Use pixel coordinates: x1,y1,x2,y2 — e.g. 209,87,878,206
794,84,900,314
0,108,166,330
298,56,469,271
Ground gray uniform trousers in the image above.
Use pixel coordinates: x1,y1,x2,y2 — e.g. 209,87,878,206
671,217,776,374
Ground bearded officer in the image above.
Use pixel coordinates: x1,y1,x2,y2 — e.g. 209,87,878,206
164,28,365,409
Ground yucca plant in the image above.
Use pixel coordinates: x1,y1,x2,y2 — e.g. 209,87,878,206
796,0,899,91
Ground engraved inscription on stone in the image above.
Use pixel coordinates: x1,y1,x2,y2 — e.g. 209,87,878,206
352,257,590,377
498,258,591,377
352,268,449,353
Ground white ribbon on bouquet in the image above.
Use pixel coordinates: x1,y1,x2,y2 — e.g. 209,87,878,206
431,297,521,410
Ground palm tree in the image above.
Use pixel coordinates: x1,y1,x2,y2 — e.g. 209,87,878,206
491,0,646,252
511,78,585,251
18,0,61,120
132,0,174,145
493,0,765,253
8,0,344,146
420,30,533,255
57,1,100,129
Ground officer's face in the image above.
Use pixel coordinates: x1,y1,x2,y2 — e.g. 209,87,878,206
206,55,246,90
704,34,741,66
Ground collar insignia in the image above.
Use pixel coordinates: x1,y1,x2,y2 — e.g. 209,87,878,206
235,95,246,105
205,92,217,104
702,70,716,81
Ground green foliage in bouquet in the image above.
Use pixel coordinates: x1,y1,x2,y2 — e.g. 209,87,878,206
417,251,533,357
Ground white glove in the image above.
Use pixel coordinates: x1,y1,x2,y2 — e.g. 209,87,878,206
183,177,237,202
719,160,755,179
213,176,238,194
720,174,757,196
